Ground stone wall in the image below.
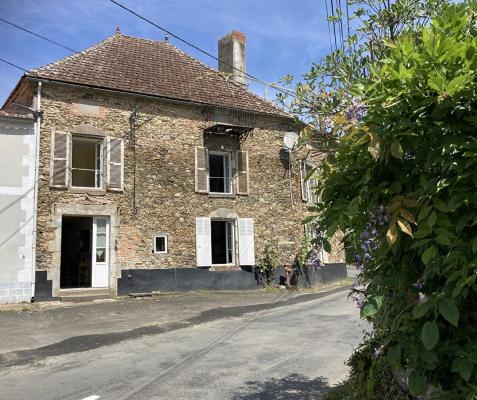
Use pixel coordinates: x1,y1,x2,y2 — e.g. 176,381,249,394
35,83,343,289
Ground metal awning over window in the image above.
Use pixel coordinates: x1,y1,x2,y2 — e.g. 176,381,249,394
203,106,256,143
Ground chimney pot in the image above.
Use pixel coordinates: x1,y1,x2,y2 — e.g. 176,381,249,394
218,31,246,85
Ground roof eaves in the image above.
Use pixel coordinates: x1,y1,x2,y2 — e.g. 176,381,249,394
25,75,293,119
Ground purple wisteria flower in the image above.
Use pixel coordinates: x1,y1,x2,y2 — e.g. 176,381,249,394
310,250,322,271
351,206,389,309
345,97,367,122
373,345,384,358
418,292,427,304
413,280,424,290
353,206,389,273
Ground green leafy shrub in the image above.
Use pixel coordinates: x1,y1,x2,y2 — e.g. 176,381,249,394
313,3,477,399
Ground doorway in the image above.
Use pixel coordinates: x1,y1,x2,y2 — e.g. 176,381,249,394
60,216,109,289
211,220,234,265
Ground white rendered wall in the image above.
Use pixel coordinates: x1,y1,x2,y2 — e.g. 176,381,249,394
0,118,35,304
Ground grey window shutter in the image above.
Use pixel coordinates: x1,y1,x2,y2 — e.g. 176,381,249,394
195,146,208,193
237,150,249,195
300,161,308,202
50,131,70,188
107,137,124,191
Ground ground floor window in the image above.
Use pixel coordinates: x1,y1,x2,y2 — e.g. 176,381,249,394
211,220,234,264
196,216,254,267
154,235,168,254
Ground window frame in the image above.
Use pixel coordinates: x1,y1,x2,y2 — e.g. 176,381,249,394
153,235,168,255
208,150,233,195
303,161,319,205
70,135,105,190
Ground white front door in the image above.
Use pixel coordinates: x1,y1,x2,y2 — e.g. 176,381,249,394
92,216,109,288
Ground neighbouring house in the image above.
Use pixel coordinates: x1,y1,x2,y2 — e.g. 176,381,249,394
1,29,345,302
0,110,36,304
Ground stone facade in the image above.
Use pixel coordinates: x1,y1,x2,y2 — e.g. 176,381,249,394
34,83,343,296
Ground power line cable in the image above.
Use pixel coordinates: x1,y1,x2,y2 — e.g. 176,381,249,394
0,57,28,72
108,0,296,97
0,17,78,53
337,0,345,49
330,0,338,51
325,0,334,53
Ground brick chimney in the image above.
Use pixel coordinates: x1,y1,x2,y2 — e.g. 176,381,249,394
218,31,246,86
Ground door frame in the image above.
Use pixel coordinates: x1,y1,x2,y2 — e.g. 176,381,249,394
92,216,110,288
51,204,118,297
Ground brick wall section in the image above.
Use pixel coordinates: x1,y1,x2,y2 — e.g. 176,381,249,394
36,84,343,277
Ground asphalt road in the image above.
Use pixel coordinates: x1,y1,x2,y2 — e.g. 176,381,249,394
0,290,364,400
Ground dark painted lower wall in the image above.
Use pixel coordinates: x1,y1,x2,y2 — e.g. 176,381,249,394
117,263,348,295
117,267,259,295
34,271,58,302
35,264,348,300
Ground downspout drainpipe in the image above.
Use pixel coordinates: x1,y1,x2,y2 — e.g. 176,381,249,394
31,81,42,302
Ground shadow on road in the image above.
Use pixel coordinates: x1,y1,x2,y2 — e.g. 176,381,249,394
233,373,333,400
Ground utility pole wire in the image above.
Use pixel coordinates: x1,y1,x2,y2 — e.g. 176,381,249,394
325,0,334,53
0,17,78,53
108,0,296,98
0,57,28,72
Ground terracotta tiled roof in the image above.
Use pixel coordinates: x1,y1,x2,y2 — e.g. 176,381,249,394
26,33,289,117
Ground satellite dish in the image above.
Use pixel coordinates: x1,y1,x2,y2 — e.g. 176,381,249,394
283,132,299,150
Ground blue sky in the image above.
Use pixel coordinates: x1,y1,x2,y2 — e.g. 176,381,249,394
0,0,332,106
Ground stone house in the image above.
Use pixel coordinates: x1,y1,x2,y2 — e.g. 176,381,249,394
1,30,344,301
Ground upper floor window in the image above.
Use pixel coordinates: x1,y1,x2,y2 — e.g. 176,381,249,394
301,161,319,205
209,151,232,194
50,130,124,192
71,136,103,189
195,146,249,196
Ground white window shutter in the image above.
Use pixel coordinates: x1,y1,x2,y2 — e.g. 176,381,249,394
196,217,212,267
300,161,308,202
237,150,249,195
238,218,255,266
50,131,70,188
107,137,124,191
195,147,209,193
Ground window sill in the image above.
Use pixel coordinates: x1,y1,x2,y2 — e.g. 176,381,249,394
69,187,106,196
208,193,236,199
209,264,241,271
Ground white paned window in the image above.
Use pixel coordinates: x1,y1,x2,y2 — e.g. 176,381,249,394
209,151,232,194
71,136,104,189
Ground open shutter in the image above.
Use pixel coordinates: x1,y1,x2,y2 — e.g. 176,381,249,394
300,161,308,202
50,131,70,188
107,137,124,191
196,217,212,267
195,147,208,193
237,150,249,195
238,218,255,266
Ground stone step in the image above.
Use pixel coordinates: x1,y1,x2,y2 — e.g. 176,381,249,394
59,294,112,303
58,288,113,302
